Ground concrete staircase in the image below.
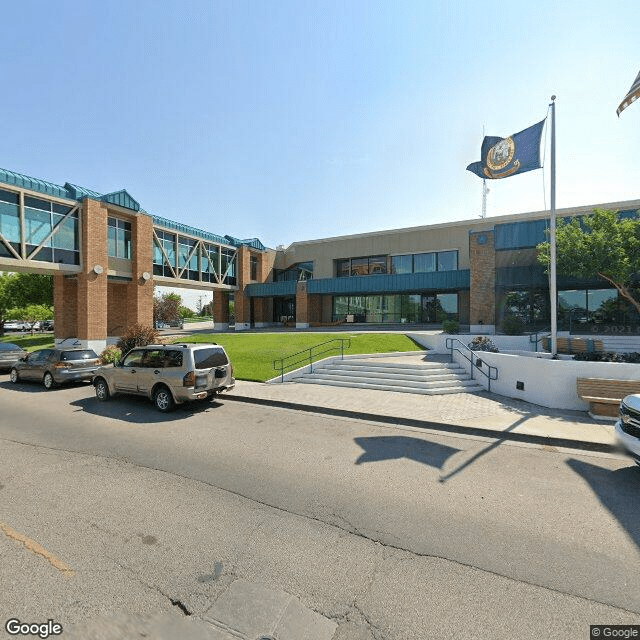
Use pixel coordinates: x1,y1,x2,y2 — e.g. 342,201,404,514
294,358,485,395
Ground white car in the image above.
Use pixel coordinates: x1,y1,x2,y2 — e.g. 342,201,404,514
4,321,28,331
615,395,640,466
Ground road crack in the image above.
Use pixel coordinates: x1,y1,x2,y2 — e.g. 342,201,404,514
2,435,639,618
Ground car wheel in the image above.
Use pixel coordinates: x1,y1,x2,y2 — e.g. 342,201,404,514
43,372,55,390
153,386,174,412
94,378,110,401
9,368,19,383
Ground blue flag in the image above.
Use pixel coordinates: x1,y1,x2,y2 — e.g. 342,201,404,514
467,119,545,180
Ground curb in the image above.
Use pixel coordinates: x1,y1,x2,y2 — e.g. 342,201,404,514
225,395,618,454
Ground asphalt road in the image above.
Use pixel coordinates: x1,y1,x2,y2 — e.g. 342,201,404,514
1,375,639,639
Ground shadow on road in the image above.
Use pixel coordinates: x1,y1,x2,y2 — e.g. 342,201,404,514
69,395,224,424
0,380,92,394
354,435,460,468
566,458,640,549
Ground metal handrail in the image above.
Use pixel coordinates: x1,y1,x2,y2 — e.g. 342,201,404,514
529,328,551,352
445,337,498,392
273,338,351,382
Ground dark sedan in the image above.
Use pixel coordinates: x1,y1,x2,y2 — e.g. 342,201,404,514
0,343,27,370
10,348,100,389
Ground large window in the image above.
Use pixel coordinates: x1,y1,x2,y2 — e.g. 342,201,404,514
333,293,458,323
22,195,79,265
389,250,458,275
153,230,176,277
274,262,313,282
108,217,132,259
335,255,387,277
221,248,236,286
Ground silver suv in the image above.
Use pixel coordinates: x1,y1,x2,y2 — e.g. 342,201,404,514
92,343,234,412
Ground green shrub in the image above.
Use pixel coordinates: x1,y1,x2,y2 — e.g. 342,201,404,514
442,319,459,334
116,324,159,356
502,315,524,335
99,345,122,365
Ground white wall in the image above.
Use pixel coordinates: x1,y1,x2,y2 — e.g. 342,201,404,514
462,351,640,410
407,332,537,353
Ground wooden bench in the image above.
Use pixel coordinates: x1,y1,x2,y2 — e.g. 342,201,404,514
541,337,604,354
576,377,640,419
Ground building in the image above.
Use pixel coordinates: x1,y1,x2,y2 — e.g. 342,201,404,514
1,166,638,350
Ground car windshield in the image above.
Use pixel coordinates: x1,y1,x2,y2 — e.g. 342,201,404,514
60,350,98,361
193,347,228,368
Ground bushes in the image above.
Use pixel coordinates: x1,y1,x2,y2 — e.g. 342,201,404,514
99,345,122,365
502,315,524,336
468,336,499,352
116,324,159,355
573,351,640,363
442,319,459,334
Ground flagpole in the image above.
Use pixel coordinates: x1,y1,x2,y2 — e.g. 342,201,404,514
549,95,557,356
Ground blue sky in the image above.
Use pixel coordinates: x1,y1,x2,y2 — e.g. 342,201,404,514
2,0,639,255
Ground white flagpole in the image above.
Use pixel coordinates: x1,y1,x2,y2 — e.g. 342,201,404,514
550,95,557,356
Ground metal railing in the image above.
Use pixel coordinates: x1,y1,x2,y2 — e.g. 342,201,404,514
445,337,498,392
273,338,351,382
529,328,551,352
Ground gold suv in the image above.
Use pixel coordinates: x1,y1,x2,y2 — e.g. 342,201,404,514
92,343,234,412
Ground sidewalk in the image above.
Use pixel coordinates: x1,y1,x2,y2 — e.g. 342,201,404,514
227,374,619,454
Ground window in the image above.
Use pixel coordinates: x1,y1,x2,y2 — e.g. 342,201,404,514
391,255,413,274
250,256,258,280
123,350,145,367
108,217,132,259
23,196,79,265
0,189,20,248
413,253,436,273
437,251,458,271
60,350,98,361
336,259,350,278
336,256,388,277
194,347,228,368
221,249,236,285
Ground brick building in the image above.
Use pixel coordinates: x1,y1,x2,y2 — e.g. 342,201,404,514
1,167,639,349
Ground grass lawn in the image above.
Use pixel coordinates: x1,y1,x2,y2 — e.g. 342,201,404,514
0,333,55,352
175,332,424,382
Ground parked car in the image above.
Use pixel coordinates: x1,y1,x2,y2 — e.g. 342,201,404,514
42,320,54,331
0,343,27,370
155,319,184,329
4,321,28,332
92,343,235,412
616,395,640,466
10,348,100,389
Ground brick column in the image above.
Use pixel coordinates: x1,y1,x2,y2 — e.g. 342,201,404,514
125,212,154,329
213,290,230,330
469,230,496,334
234,246,251,330
53,274,78,340
296,281,309,328
76,199,108,352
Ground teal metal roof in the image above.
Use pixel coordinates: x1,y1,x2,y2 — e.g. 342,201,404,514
152,216,230,245
0,167,70,199
245,281,297,297
308,270,470,295
224,235,266,251
101,190,140,211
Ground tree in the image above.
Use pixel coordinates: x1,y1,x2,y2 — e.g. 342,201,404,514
538,209,640,316
4,273,53,307
0,273,53,335
0,274,10,335
153,292,181,325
